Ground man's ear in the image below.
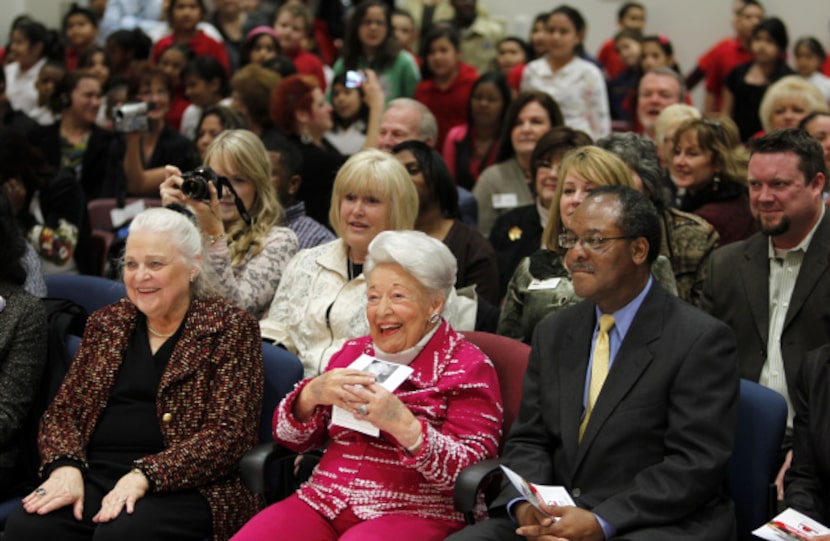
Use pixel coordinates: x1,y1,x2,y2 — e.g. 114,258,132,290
630,237,650,266
288,174,302,195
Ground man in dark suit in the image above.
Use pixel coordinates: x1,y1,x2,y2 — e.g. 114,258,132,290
450,185,738,541
701,128,829,496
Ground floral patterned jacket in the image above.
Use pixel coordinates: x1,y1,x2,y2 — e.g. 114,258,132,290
38,297,263,541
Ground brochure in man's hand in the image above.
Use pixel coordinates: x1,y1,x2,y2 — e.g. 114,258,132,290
500,465,575,514
331,354,413,437
753,508,830,540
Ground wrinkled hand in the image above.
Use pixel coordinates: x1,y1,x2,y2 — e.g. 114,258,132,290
349,383,421,449
515,502,605,541
92,470,150,523
159,164,224,236
22,466,85,520
294,369,376,421
776,449,793,501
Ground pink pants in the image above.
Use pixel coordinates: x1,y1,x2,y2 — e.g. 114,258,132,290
230,494,462,540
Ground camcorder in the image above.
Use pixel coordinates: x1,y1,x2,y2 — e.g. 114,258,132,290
113,102,155,133
181,166,252,225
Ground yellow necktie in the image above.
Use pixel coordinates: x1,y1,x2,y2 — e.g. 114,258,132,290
579,314,615,442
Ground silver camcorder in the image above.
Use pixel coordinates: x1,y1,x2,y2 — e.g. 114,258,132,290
113,102,155,133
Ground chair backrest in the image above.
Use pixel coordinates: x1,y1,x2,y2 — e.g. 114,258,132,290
460,331,530,447
259,342,305,443
87,198,162,231
45,274,126,315
728,379,788,541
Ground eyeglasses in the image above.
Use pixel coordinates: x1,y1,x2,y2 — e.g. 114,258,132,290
558,232,637,251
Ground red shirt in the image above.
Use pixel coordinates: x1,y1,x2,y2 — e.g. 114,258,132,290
152,30,230,75
597,38,626,80
286,48,327,91
699,37,753,107
415,63,479,150
822,56,830,77
507,63,525,91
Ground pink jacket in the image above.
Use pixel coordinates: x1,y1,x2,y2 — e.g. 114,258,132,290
274,321,503,523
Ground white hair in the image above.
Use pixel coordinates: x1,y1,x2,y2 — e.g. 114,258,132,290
364,230,456,304
127,207,217,298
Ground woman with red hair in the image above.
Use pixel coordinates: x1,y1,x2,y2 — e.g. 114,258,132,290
270,72,384,227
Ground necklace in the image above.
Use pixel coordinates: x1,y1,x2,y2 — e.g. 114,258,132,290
147,324,176,338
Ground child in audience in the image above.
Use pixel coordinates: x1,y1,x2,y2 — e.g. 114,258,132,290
520,5,610,140
273,3,326,90
4,19,63,116
794,37,830,102
597,2,646,80
641,35,681,73
415,25,478,149
391,8,418,61
723,16,793,141
608,28,642,121
105,28,152,78
333,0,419,102
29,61,65,125
507,12,550,93
240,26,281,67
62,4,98,70
326,72,370,156
77,46,111,88
180,56,232,140
151,0,229,75
156,43,193,131
496,37,529,77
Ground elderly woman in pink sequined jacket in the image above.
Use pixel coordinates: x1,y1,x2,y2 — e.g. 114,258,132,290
232,230,503,541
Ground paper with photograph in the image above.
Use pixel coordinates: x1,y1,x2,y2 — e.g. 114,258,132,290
753,508,830,540
331,354,414,436
500,465,575,514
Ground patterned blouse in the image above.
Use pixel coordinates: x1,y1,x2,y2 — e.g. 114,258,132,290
208,224,298,319
275,322,503,523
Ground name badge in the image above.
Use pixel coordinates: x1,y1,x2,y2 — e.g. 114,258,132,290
492,193,519,209
527,277,561,290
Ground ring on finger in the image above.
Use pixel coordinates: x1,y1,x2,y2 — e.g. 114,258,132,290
35,487,47,497
357,404,368,416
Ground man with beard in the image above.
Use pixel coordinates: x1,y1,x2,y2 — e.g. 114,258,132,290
702,128,830,499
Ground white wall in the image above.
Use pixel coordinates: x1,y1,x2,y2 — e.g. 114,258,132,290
480,0,830,107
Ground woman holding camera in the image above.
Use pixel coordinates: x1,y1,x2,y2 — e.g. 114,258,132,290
115,62,200,197
160,129,298,319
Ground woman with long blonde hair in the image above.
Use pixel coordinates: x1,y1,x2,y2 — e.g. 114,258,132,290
160,129,298,318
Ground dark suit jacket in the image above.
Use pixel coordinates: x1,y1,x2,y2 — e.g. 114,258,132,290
497,283,739,540
701,211,830,403
785,344,830,523
489,203,543,299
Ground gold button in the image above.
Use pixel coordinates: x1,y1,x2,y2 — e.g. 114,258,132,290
162,413,173,423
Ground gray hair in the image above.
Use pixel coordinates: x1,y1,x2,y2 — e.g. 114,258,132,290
386,97,438,145
595,133,668,208
641,67,687,101
364,230,456,303
127,207,217,298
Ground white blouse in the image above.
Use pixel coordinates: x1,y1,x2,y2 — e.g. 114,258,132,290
520,55,611,140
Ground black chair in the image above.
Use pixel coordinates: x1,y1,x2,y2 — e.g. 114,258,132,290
239,343,305,503
45,274,126,315
729,379,788,540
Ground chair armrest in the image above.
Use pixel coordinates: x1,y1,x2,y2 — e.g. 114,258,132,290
453,457,502,524
239,442,294,497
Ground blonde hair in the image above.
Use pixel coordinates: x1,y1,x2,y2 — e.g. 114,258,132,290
672,116,748,187
329,149,418,237
203,130,284,266
542,147,635,252
655,104,701,148
759,75,829,132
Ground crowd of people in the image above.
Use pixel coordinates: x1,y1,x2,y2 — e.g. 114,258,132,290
3,0,830,539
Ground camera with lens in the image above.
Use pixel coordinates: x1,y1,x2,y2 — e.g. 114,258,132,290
113,102,155,133
181,166,224,201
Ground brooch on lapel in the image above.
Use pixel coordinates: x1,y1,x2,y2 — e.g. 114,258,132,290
508,226,522,241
